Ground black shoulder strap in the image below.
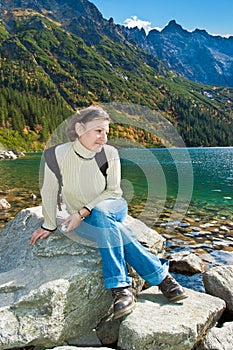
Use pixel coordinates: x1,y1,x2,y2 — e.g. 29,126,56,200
44,145,63,211
94,148,108,177
43,145,109,211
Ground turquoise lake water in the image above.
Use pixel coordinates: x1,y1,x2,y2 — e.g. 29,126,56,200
0,147,232,219
120,147,233,220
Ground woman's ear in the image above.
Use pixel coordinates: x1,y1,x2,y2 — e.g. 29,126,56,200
75,122,85,137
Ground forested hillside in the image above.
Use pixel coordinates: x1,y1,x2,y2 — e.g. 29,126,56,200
0,10,233,150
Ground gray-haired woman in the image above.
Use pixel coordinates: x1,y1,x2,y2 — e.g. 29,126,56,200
30,106,187,319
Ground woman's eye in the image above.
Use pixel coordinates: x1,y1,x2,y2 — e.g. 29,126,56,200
95,128,108,134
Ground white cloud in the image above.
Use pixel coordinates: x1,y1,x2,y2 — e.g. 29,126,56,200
154,26,163,32
124,15,155,35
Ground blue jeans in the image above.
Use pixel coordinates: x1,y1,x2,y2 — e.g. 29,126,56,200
75,198,169,289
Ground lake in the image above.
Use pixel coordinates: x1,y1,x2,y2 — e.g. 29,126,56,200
121,147,233,214
0,147,232,222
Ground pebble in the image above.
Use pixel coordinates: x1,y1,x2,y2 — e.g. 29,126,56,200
178,222,190,228
30,193,37,200
200,223,215,228
190,226,202,232
0,198,11,210
219,226,229,232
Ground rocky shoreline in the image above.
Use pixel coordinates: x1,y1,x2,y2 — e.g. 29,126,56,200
130,198,233,262
0,206,233,350
0,150,25,160
1,193,233,248
1,192,233,294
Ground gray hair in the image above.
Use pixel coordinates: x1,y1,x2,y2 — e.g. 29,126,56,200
66,106,110,141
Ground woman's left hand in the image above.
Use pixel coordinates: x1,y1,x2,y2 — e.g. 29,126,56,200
61,213,82,232
30,227,53,245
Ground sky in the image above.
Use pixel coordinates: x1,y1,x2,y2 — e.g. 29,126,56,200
90,0,233,37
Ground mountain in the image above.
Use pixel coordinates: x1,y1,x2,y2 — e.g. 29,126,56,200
125,20,233,88
1,1,233,87
148,20,233,87
0,0,233,150
0,0,126,45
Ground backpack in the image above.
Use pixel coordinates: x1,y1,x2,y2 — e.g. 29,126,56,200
44,144,108,211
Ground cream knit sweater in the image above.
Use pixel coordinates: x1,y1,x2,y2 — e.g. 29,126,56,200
41,139,123,230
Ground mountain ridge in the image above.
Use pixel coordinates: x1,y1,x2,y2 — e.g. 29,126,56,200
2,1,233,87
0,0,233,150
125,19,233,87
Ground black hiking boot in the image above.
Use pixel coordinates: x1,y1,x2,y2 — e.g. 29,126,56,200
112,287,136,319
158,274,188,302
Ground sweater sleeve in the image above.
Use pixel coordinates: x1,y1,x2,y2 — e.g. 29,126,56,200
40,162,59,230
84,146,123,211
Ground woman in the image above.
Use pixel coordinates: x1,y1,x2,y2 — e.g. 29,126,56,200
30,106,187,319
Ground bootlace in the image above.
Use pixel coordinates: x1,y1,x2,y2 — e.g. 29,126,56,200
112,287,134,298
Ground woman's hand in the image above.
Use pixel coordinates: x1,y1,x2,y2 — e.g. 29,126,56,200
30,227,52,245
61,213,82,232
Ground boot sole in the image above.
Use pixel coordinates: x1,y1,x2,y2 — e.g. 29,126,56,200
167,293,188,302
113,300,136,319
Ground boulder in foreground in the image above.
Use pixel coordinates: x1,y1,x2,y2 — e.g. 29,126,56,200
203,265,233,313
0,206,165,349
118,287,225,350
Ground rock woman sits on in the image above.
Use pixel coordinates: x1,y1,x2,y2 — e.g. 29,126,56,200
30,106,187,319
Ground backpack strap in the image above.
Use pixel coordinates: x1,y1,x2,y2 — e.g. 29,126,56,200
44,145,63,211
95,147,108,178
43,145,109,210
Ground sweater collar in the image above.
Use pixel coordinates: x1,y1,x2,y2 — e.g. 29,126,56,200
73,139,96,159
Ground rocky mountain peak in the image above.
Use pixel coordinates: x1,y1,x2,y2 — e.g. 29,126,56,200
162,20,188,35
0,0,118,45
193,28,210,37
0,0,104,27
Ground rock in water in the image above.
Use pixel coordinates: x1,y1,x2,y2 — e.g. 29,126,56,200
0,198,11,210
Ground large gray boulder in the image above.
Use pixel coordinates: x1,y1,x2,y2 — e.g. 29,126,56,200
197,321,233,350
0,206,165,349
203,265,233,313
117,287,226,350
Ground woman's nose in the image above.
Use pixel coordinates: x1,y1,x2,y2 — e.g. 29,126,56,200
100,132,108,141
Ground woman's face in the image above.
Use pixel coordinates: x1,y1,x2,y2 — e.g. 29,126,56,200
76,119,109,152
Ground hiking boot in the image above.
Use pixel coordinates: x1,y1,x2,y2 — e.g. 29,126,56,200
112,287,136,319
158,274,187,302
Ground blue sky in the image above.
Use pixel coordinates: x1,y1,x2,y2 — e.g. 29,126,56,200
91,0,233,37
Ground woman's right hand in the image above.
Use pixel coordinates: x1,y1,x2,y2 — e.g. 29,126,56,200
30,227,52,245
61,212,82,232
